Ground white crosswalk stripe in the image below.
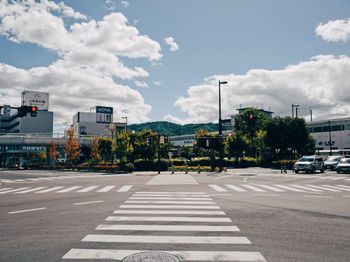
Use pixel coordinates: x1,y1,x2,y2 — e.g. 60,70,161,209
225,184,247,192
0,187,12,192
0,187,30,194
273,185,305,192
35,186,65,193
125,200,215,204
77,186,99,193
117,185,132,192
56,186,82,193
209,185,227,192
336,184,350,189
97,186,115,192
62,191,267,261
305,185,340,192
252,184,285,192
129,197,213,200
322,185,350,191
15,187,47,194
290,185,323,192
242,185,266,192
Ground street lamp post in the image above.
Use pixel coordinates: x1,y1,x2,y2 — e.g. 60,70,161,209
122,116,127,133
292,104,299,118
218,80,228,172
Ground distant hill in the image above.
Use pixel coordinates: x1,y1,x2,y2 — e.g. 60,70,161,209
128,121,218,136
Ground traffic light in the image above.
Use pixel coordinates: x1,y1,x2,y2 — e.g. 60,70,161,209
30,106,38,117
17,106,38,117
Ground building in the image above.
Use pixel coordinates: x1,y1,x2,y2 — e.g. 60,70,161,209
307,117,350,151
0,90,53,134
170,134,196,147
72,106,115,136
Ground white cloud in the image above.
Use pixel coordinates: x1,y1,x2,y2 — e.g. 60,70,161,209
153,80,164,86
134,80,148,88
121,1,130,8
316,18,350,42
166,55,350,124
164,36,179,51
104,0,116,11
0,0,163,128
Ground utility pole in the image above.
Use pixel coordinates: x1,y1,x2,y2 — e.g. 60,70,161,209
157,134,161,174
310,108,313,122
218,80,228,172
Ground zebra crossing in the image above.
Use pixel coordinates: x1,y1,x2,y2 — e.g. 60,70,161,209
0,175,89,183
209,184,350,193
62,191,267,261
0,185,132,195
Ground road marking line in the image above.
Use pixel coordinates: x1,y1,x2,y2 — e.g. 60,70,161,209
8,207,47,214
118,185,132,192
303,195,333,198
0,187,30,194
120,205,220,209
74,200,104,206
305,185,340,192
252,184,285,192
62,249,266,261
82,234,250,244
76,186,99,193
322,185,350,191
105,216,232,222
0,188,12,192
328,177,346,180
96,224,240,232
14,187,47,194
343,195,350,198
290,185,322,192
136,191,207,194
215,174,233,180
253,194,279,196
56,186,82,193
241,184,266,192
97,186,115,192
209,184,227,192
113,210,226,215
124,200,216,204
273,185,305,192
317,176,333,180
129,197,213,200
35,186,65,193
132,194,211,197
225,184,247,192
14,179,26,182
336,185,350,189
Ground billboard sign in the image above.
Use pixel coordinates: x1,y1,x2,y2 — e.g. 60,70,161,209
96,106,113,123
21,90,49,110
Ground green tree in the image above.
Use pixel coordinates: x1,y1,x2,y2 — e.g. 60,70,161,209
114,132,134,163
64,127,81,167
226,133,247,159
98,137,113,163
90,136,100,164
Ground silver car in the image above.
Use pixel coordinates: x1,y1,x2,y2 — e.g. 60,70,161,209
294,155,324,174
336,158,350,174
324,155,342,170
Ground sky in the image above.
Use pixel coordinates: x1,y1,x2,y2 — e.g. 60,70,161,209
1,0,350,132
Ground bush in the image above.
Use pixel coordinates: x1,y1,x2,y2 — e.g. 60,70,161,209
119,162,135,173
190,157,211,166
223,157,260,168
171,165,212,172
172,158,189,166
134,159,170,171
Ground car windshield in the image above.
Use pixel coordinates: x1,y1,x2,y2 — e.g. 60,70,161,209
339,158,350,163
326,156,340,161
299,157,314,162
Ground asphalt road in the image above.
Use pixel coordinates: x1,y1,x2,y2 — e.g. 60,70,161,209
0,168,349,262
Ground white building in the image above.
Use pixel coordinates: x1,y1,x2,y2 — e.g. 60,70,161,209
307,117,350,151
73,106,114,136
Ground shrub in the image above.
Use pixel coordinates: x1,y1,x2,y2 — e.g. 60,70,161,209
190,157,211,166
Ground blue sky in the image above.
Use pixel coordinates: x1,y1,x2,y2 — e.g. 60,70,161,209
1,0,350,130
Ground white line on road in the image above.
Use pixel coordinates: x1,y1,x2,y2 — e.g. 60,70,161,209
117,185,132,192
35,186,64,193
105,216,232,222
303,195,333,198
74,200,104,206
215,174,233,180
241,184,266,192
252,184,285,192
129,197,213,201
0,187,30,194
322,185,350,191
136,191,207,194
343,195,350,198
120,205,220,209
124,200,216,204
290,185,323,192
56,186,82,193
62,249,267,261
305,185,340,192
96,224,240,232
209,184,227,192
15,187,47,194
113,210,226,215
76,186,99,193
132,194,211,198
0,188,12,192
82,234,250,244
97,186,115,192
336,185,350,189
253,194,279,197
225,184,247,192
273,185,305,192
8,207,47,214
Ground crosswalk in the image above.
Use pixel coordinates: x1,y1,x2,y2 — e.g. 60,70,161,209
0,185,132,195
0,175,88,183
209,184,350,193
62,191,267,261
238,173,350,181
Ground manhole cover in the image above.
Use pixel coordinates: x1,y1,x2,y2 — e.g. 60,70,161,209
122,252,180,262
239,173,256,177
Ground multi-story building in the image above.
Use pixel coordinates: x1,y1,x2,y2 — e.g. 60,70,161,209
307,117,350,151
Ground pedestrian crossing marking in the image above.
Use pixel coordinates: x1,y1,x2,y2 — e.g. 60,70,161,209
56,186,82,193
105,216,232,222
113,210,226,215
120,204,220,209
305,184,340,192
63,249,267,261
209,184,227,192
290,185,322,192
242,184,266,192
322,185,350,191
14,187,47,194
337,184,350,189
35,186,64,193
125,200,216,204
253,185,285,192
225,184,247,192
273,185,305,192
96,224,240,232
0,187,30,194
82,234,251,244
97,186,115,192
129,197,213,200
136,191,207,194
77,186,98,193
117,185,132,192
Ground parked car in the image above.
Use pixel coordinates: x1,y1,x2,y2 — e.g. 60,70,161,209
336,158,350,174
324,155,342,170
293,155,324,174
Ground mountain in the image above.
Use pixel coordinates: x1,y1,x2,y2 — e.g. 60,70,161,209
128,121,218,136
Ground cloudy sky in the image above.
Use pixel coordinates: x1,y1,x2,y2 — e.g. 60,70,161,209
1,0,350,131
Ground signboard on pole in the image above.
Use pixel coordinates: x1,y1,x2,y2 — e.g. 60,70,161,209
21,90,49,110
95,106,113,123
